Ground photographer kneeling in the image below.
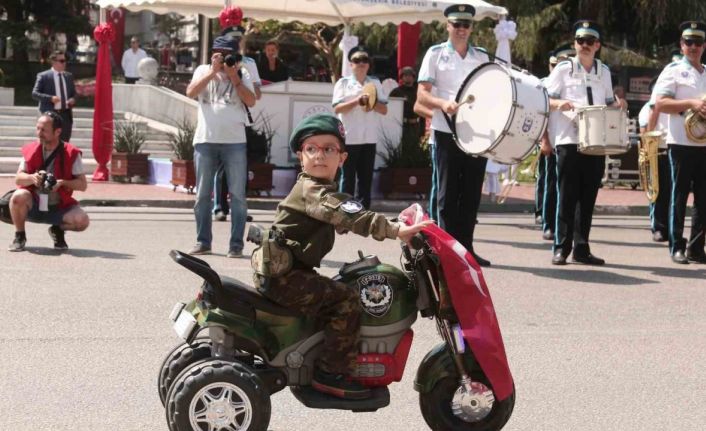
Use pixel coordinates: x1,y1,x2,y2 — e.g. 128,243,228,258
8,112,89,252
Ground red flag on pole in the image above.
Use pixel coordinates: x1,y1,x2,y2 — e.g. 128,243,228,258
108,8,126,66
92,23,115,181
397,22,422,75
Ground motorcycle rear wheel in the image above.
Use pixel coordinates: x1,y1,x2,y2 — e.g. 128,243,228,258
157,338,213,405
420,376,515,431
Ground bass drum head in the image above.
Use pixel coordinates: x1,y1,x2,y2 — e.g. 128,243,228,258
454,63,513,155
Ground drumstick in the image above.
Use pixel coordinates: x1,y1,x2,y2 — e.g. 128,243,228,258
457,94,475,108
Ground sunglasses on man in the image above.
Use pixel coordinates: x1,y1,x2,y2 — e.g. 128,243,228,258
450,21,472,29
683,38,704,47
575,37,597,47
351,57,370,64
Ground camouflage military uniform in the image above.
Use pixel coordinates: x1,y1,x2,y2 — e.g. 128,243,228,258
261,172,400,374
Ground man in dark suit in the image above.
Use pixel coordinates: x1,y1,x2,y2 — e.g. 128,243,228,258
32,50,76,142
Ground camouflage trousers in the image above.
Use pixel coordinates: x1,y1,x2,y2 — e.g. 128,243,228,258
263,269,361,375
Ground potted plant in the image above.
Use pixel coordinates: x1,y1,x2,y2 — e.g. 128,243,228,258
246,112,276,196
168,119,196,193
378,126,432,198
111,120,150,183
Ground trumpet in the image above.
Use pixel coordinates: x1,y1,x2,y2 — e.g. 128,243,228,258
638,131,663,203
684,95,706,144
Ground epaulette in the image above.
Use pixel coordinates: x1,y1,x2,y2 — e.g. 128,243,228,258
555,60,572,68
667,61,680,68
243,56,255,64
429,43,444,51
473,46,488,54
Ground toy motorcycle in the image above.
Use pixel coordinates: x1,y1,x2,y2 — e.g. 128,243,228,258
159,204,515,430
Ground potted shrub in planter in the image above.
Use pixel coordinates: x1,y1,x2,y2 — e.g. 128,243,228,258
168,119,196,193
378,126,432,198
246,112,276,196
111,121,150,183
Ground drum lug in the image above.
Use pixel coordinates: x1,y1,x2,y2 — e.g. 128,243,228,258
501,130,515,138
512,102,524,110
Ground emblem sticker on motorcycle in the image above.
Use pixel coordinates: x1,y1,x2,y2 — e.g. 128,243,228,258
358,274,393,317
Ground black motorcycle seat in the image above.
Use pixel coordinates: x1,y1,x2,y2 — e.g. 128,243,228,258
220,275,302,317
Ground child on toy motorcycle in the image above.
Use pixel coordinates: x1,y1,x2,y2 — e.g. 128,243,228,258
256,114,433,400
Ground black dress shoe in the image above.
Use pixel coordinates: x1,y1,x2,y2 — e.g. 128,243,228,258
686,250,706,264
671,250,689,264
572,253,605,265
542,229,555,241
652,231,668,242
551,251,567,265
471,252,491,267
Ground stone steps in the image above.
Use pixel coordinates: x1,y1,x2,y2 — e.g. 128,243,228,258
0,126,170,141
0,106,180,174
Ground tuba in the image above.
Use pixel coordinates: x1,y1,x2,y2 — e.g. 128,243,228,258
638,131,662,203
684,95,706,144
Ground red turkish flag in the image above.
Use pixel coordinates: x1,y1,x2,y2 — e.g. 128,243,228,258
107,8,126,66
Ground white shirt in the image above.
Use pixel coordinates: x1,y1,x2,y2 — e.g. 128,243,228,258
121,48,148,79
52,68,69,110
541,76,563,148
190,64,254,145
653,57,706,147
242,56,262,88
638,99,669,150
544,57,615,146
332,75,387,145
418,41,489,133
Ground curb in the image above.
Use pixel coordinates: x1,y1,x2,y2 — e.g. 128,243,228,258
79,197,651,216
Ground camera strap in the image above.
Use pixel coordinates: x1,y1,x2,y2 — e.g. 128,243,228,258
40,141,64,172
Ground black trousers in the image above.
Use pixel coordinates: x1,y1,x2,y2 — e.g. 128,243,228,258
668,145,706,254
434,130,487,251
55,109,73,143
554,145,605,256
650,153,671,236
535,152,546,218
340,143,376,209
542,153,557,234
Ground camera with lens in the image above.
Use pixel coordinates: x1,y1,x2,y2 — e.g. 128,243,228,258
39,171,57,191
224,53,243,67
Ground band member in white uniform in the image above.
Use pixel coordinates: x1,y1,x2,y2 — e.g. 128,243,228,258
332,46,388,209
544,20,625,265
417,4,491,266
639,77,671,242
539,44,575,241
654,21,706,264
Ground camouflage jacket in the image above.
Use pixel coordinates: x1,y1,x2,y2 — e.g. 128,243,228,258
273,172,400,268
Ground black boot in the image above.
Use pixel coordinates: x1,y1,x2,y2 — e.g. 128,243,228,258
48,225,68,250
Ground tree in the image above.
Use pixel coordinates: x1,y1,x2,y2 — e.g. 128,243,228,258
0,0,92,62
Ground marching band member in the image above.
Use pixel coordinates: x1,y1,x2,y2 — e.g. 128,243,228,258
544,21,624,265
639,78,670,242
654,21,706,264
539,44,575,241
417,4,491,266
332,46,388,209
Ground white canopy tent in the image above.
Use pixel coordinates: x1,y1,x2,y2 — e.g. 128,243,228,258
95,0,508,26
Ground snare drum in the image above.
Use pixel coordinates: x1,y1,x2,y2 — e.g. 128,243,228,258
576,106,629,155
453,62,549,164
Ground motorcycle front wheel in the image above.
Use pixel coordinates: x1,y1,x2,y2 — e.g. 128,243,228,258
420,375,515,431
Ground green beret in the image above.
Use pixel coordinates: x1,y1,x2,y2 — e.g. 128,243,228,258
289,114,346,153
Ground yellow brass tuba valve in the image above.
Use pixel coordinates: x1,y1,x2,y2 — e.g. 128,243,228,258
638,131,662,203
684,95,706,144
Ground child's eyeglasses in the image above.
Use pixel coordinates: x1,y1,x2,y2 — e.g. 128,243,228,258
301,144,341,158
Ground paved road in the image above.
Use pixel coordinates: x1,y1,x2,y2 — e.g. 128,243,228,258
1,208,704,431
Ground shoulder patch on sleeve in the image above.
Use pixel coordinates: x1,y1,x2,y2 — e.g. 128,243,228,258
340,200,363,213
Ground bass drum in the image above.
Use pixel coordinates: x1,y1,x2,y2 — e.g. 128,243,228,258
454,62,548,165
